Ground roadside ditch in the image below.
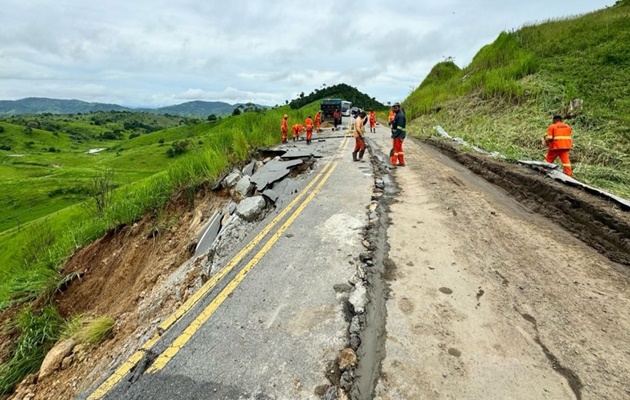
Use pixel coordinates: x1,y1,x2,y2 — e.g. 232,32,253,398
322,142,398,400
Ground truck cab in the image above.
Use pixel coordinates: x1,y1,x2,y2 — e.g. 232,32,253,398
321,99,352,124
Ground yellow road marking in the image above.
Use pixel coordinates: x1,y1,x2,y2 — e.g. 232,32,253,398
146,160,340,373
87,136,349,399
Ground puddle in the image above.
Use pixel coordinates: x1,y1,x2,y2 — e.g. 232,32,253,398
439,287,453,295
448,348,462,357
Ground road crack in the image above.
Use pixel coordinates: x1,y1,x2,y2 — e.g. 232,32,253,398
517,310,583,400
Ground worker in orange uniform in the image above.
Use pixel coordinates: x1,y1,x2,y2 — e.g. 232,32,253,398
292,123,304,141
352,111,367,162
281,114,289,143
368,109,376,133
305,116,314,145
388,102,406,167
543,115,573,176
333,109,341,131
315,111,322,133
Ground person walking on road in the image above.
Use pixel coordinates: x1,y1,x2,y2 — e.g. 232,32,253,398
292,123,304,142
543,115,573,176
353,111,367,162
368,109,376,133
315,111,322,133
281,114,289,143
305,116,314,145
389,102,406,167
333,109,341,131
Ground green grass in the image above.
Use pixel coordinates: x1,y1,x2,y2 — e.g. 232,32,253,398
62,315,114,346
0,306,63,395
404,0,630,198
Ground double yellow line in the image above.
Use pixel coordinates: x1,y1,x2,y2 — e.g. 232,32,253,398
88,135,350,399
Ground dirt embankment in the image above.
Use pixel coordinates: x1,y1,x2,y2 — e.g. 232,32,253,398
10,186,228,400
426,138,630,267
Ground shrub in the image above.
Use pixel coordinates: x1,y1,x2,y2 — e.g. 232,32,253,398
166,140,190,157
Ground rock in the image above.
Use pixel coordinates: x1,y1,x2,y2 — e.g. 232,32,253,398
333,283,352,294
323,386,339,400
349,282,369,314
349,334,361,350
255,161,265,171
263,157,272,164
375,179,385,189
222,172,241,189
235,196,266,222
338,348,357,370
369,202,378,212
39,338,76,379
338,388,350,400
349,316,361,334
242,161,256,177
339,370,354,390
235,176,254,198
61,355,75,370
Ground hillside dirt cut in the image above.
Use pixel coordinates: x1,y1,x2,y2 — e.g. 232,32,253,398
10,186,229,400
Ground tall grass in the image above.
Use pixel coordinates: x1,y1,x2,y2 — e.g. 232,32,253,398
404,2,630,198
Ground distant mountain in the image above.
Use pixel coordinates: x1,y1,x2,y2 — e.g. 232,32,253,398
288,83,387,110
0,98,267,117
0,97,129,115
143,100,235,117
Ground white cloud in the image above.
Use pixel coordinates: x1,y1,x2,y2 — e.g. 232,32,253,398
0,0,616,107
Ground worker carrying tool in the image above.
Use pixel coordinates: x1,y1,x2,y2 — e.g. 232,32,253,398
292,124,304,141
543,115,573,176
315,111,322,133
388,102,406,167
305,116,314,145
281,114,289,143
368,109,376,133
353,111,367,162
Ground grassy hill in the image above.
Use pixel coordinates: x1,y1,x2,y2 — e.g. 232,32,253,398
289,83,386,110
404,0,630,197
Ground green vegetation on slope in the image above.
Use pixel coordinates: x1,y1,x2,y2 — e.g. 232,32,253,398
404,0,630,197
289,83,386,110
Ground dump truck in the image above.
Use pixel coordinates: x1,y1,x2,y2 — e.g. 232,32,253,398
321,99,352,125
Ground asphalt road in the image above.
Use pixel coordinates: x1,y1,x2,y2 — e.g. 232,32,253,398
90,128,375,400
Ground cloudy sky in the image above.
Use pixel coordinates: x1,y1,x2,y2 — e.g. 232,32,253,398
0,0,614,107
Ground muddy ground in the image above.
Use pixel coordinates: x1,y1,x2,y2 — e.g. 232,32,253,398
371,134,630,400
426,138,630,267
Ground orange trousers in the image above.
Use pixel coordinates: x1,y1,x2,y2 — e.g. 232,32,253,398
545,149,572,176
306,129,313,141
316,122,321,132
282,130,288,143
391,138,405,165
354,137,366,152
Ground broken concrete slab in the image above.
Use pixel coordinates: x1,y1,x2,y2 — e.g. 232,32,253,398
195,212,222,258
236,196,266,222
517,160,559,170
250,159,304,191
235,175,254,198
261,189,280,204
280,149,324,159
242,161,256,177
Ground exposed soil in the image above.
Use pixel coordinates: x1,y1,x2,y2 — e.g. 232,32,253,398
9,186,229,400
426,137,630,267
371,133,630,399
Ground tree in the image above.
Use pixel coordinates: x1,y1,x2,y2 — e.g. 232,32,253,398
82,170,116,218
232,108,241,116
207,114,217,122
24,126,33,136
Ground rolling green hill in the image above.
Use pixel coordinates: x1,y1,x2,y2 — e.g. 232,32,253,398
404,0,630,197
289,83,386,110
0,98,265,118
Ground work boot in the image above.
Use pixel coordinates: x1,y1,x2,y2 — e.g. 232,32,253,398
352,151,358,162
358,150,365,161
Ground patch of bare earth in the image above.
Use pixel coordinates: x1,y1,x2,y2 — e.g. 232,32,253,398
9,187,229,400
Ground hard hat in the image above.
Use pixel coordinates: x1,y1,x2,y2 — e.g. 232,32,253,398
393,102,400,107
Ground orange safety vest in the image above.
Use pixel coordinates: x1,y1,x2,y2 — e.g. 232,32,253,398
547,122,572,150
305,117,313,130
315,113,321,123
369,111,376,123
388,110,395,122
